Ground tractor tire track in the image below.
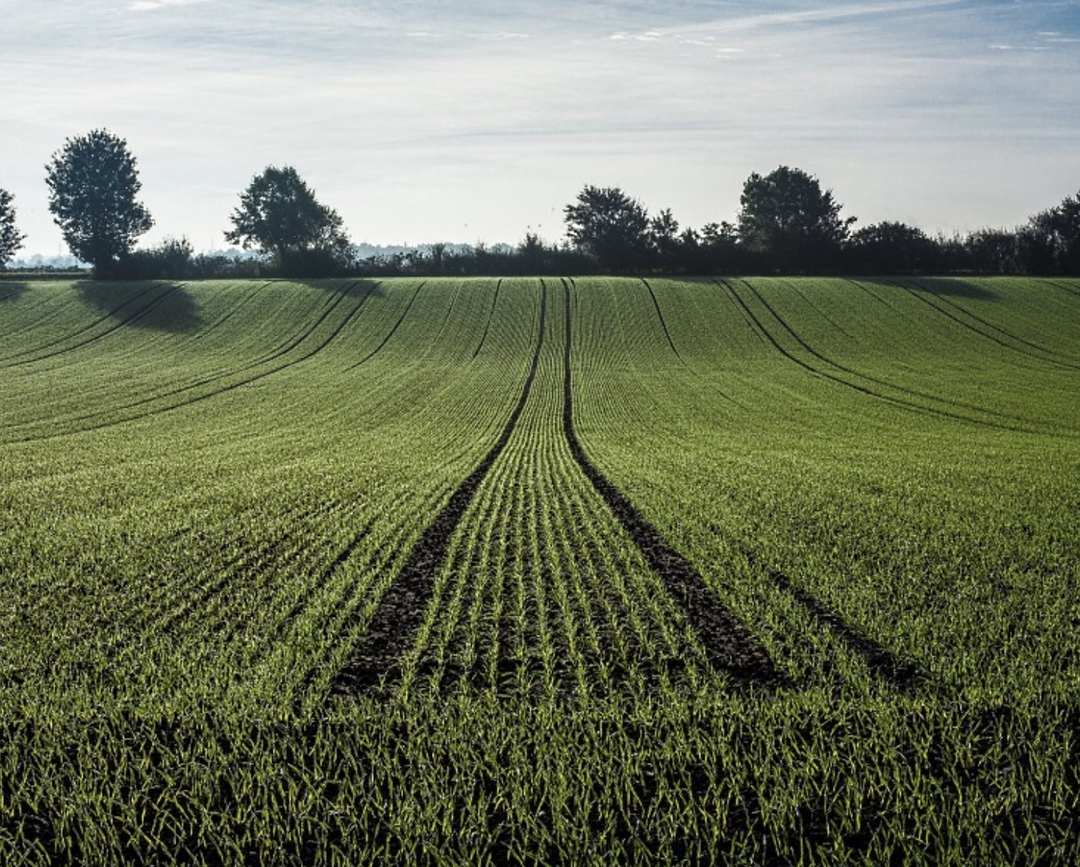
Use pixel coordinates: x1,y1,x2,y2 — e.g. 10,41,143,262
895,279,1080,370
3,284,378,444
0,283,187,369
342,281,425,371
329,281,548,697
0,282,166,365
718,279,1039,434
742,551,929,692
472,279,503,359
562,280,785,689
1050,279,1080,299
737,279,1032,421
640,279,683,363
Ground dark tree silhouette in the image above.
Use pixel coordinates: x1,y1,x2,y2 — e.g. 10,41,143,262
45,130,153,278
564,185,650,272
119,237,195,280
0,187,24,268
847,221,940,274
648,208,681,271
738,166,854,273
225,166,351,276
1021,190,1080,275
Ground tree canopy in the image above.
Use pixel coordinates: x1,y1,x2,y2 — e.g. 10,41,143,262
1021,190,1080,275
44,129,153,277
563,185,650,273
225,166,351,276
847,221,940,274
737,166,854,273
0,187,24,268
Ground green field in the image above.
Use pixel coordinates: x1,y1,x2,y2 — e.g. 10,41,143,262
1,276,1079,864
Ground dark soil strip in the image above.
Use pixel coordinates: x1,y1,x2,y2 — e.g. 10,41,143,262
640,278,683,362
343,281,425,371
472,278,503,359
895,279,1080,370
738,279,1029,420
718,279,1034,434
331,281,549,696
6,285,377,445
1050,279,1080,299
560,281,785,689
744,550,928,692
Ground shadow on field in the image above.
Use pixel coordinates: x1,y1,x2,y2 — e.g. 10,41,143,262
909,278,996,300
76,281,203,332
0,281,29,303
292,277,386,299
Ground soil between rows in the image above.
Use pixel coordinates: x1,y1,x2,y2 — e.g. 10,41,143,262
329,279,925,700
330,282,549,696
560,280,786,690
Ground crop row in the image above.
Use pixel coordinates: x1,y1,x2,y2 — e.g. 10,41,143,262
1,276,1078,863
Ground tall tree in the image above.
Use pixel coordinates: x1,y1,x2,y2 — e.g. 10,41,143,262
737,166,854,273
225,166,351,276
45,130,153,277
0,187,24,268
564,185,650,273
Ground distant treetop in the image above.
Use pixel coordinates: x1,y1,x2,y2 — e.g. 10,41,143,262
225,165,352,276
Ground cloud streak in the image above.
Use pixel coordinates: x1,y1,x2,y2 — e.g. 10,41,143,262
2,0,1079,258
130,0,216,11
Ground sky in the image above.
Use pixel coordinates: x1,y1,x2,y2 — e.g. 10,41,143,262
2,0,1080,260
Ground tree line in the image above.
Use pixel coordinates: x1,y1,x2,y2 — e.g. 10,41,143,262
1,128,1079,278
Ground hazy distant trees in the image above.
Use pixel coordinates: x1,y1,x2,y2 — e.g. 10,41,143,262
0,187,24,268
225,166,351,276
44,130,153,278
737,166,854,272
564,186,651,272
119,237,195,280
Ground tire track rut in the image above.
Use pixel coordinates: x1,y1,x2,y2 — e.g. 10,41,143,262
330,281,548,696
718,279,1040,434
472,279,503,359
562,280,785,689
743,551,928,692
895,279,1080,370
4,283,381,444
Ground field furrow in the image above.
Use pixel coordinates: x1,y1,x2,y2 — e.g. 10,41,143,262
328,280,548,696
1,276,1078,864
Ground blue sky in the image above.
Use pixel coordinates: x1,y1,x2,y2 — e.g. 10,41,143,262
2,0,1079,258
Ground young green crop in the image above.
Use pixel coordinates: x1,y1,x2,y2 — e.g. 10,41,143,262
0,275,1077,864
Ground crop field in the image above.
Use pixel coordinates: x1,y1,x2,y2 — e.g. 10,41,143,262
1,275,1079,864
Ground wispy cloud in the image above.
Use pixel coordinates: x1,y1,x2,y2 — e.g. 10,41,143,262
130,0,215,11
3,0,1080,256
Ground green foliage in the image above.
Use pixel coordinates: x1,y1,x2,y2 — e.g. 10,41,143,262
848,221,940,274
1,277,1079,863
564,185,650,272
117,237,195,280
0,186,24,267
43,130,153,278
225,165,351,276
1022,189,1080,275
738,166,855,272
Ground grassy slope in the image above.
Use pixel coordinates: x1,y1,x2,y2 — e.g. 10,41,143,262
1,277,1078,864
